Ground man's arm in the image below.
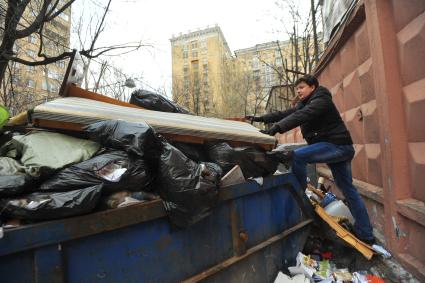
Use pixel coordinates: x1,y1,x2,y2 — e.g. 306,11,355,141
261,107,297,124
276,94,332,133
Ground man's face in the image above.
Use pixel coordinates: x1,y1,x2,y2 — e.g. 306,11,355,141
296,82,316,100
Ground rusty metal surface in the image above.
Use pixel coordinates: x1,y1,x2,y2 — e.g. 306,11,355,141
31,97,276,146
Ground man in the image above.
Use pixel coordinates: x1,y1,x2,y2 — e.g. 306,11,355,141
247,75,374,245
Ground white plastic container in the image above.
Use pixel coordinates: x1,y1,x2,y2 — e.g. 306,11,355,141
324,200,355,225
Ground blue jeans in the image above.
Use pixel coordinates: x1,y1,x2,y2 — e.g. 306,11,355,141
292,142,374,242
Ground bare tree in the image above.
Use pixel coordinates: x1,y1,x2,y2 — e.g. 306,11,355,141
0,0,76,87
0,0,145,86
172,64,211,116
263,0,323,112
219,59,254,118
0,0,149,113
89,60,141,102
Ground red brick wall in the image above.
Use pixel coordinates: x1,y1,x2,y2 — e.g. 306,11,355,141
277,1,425,280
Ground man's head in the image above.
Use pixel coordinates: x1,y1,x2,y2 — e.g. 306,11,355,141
295,75,319,100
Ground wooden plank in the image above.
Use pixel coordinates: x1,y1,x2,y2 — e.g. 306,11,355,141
34,119,85,132
66,84,141,109
315,204,374,259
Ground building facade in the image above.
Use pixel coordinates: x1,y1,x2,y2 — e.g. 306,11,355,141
170,26,232,116
0,2,71,115
277,1,425,280
233,41,290,117
171,26,297,118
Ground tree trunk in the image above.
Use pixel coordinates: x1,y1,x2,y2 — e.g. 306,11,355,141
311,0,320,64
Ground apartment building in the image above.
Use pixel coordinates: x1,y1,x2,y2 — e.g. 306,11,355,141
170,26,232,116
171,26,295,118
0,2,71,114
233,40,291,116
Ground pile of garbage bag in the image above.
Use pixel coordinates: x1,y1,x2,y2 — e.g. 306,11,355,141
0,119,282,228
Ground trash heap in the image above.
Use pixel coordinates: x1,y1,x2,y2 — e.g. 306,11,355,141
0,119,280,228
272,177,391,283
274,252,386,283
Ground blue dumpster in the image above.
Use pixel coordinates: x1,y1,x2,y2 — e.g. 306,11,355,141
0,173,312,283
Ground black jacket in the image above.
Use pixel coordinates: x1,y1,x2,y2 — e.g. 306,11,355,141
262,86,353,145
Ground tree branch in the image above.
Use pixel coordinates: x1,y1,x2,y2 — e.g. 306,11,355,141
46,0,76,21
4,52,73,66
80,44,145,59
15,0,49,38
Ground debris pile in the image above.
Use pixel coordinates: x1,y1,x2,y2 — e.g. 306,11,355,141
273,176,393,283
275,251,387,283
0,119,282,229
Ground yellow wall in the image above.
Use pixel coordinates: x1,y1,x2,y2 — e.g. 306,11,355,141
3,5,71,114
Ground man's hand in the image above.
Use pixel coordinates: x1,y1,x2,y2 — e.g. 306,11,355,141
260,124,281,136
245,115,264,123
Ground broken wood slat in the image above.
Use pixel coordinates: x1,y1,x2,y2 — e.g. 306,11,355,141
66,84,141,109
314,204,375,259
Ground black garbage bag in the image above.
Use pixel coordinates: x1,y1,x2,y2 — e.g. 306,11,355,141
172,141,207,162
40,151,154,193
265,144,294,170
157,142,222,227
205,142,278,178
130,89,190,114
204,142,237,175
0,184,102,220
0,175,32,196
0,157,33,196
233,147,279,178
84,120,162,165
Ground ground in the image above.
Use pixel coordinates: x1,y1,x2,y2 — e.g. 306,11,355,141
295,222,420,283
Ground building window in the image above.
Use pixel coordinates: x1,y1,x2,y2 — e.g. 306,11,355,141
28,35,36,44
50,83,59,93
192,50,198,58
27,65,35,72
58,12,69,21
200,39,207,49
26,49,35,58
252,57,259,70
44,69,62,80
55,61,66,68
42,80,48,90
183,50,188,59
191,41,197,49
275,57,282,66
253,70,260,80
12,75,20,83
27,79,35,88
13,43,20,52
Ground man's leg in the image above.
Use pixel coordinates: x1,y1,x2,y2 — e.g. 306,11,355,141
291,142,354,189
328,161,374,243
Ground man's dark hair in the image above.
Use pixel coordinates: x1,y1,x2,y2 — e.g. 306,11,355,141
295,75,319,89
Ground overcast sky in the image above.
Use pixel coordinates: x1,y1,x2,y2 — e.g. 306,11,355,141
71,0,309,95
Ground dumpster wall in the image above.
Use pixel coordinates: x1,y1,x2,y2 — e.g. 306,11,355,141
0,174,311,283
277,0,425,281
